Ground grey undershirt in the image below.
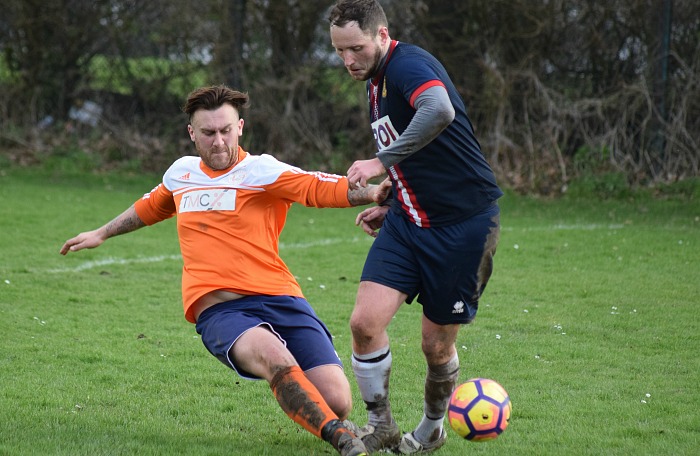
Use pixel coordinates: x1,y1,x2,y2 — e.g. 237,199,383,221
376,85,455,168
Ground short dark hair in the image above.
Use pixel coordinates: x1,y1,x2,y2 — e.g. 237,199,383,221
328,0,388,35
182,85,249,121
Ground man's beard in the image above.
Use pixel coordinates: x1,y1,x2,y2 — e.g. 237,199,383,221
367,46,383,79
353,46,383,81
201,144,235,170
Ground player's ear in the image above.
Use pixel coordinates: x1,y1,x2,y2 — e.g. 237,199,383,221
378,26,390,44
187,124,195,142
238,118,245,136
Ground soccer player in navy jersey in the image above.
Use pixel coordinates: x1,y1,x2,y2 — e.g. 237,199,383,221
329,1,503,453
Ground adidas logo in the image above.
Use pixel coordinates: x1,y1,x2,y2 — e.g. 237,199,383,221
452,301,465,314
179,172,191,180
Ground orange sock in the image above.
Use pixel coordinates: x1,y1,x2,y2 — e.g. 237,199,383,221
269,365,337,439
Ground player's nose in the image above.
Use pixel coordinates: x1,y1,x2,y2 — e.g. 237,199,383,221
342,53,355,68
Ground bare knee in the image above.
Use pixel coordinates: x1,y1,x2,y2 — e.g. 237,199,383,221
306,366,353,420
230,326,297,381
325,389,352,420
421,339,455,364
350,284,404,351
349,311,375,343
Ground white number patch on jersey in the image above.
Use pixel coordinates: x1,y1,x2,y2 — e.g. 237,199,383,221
179,188,237,213
371,115,399,151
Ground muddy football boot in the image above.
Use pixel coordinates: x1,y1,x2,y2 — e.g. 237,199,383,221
343,419,401,453
396,428,447,454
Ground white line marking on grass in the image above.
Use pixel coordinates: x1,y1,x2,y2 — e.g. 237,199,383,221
502,223,625,232
46,237,367,273
46,255,183,273
279,236,364,249
552,223,625,230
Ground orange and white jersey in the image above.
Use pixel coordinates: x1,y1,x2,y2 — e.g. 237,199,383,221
134,147,351,323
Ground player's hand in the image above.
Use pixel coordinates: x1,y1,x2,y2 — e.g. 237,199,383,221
59,230,105,255
355,205,389,238
371,177,393,204
347,158,385,189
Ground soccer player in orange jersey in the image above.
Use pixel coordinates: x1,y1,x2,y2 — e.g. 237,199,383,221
60,85,391,456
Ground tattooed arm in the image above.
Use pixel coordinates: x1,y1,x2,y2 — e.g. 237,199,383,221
59,205,146,255
347,177,392,206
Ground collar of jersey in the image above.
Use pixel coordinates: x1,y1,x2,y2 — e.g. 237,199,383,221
371,40,399,85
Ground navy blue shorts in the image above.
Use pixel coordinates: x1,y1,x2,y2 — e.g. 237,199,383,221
361,203,500,325
195,295,342,380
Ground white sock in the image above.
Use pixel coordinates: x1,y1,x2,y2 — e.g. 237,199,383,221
413,416,444,443
352,346,393,426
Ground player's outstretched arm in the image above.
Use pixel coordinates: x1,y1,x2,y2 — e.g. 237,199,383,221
59,205,146,255
347,177,391,206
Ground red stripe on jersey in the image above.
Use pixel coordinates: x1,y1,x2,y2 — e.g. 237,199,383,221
389,164,431,228
409,80,446,108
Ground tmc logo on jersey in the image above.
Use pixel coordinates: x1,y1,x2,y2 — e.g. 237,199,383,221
371,115,399,151
179,188,237,213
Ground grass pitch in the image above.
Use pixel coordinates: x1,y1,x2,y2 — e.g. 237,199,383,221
1,167,698,455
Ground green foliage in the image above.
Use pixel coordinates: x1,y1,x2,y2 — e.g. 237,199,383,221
40,142,103,174
568,146,632,199
566,172,633,200
88,55,208,99
0,53,17,83
653,178,700,200
2,0,699,190
573,145,612,174
318,67,366,109
1,168,699,455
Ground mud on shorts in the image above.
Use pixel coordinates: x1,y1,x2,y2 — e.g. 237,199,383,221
195,295,343,379
361,203,500,325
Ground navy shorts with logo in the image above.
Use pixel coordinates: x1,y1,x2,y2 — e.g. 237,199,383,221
361,203,500,325
195,295,342,380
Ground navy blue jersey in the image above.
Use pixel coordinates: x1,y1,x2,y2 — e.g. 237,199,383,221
368,41,503,227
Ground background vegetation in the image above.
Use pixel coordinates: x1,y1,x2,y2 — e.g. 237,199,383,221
1,0,698,194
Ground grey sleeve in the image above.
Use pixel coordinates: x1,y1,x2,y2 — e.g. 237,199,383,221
375,85,455,168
